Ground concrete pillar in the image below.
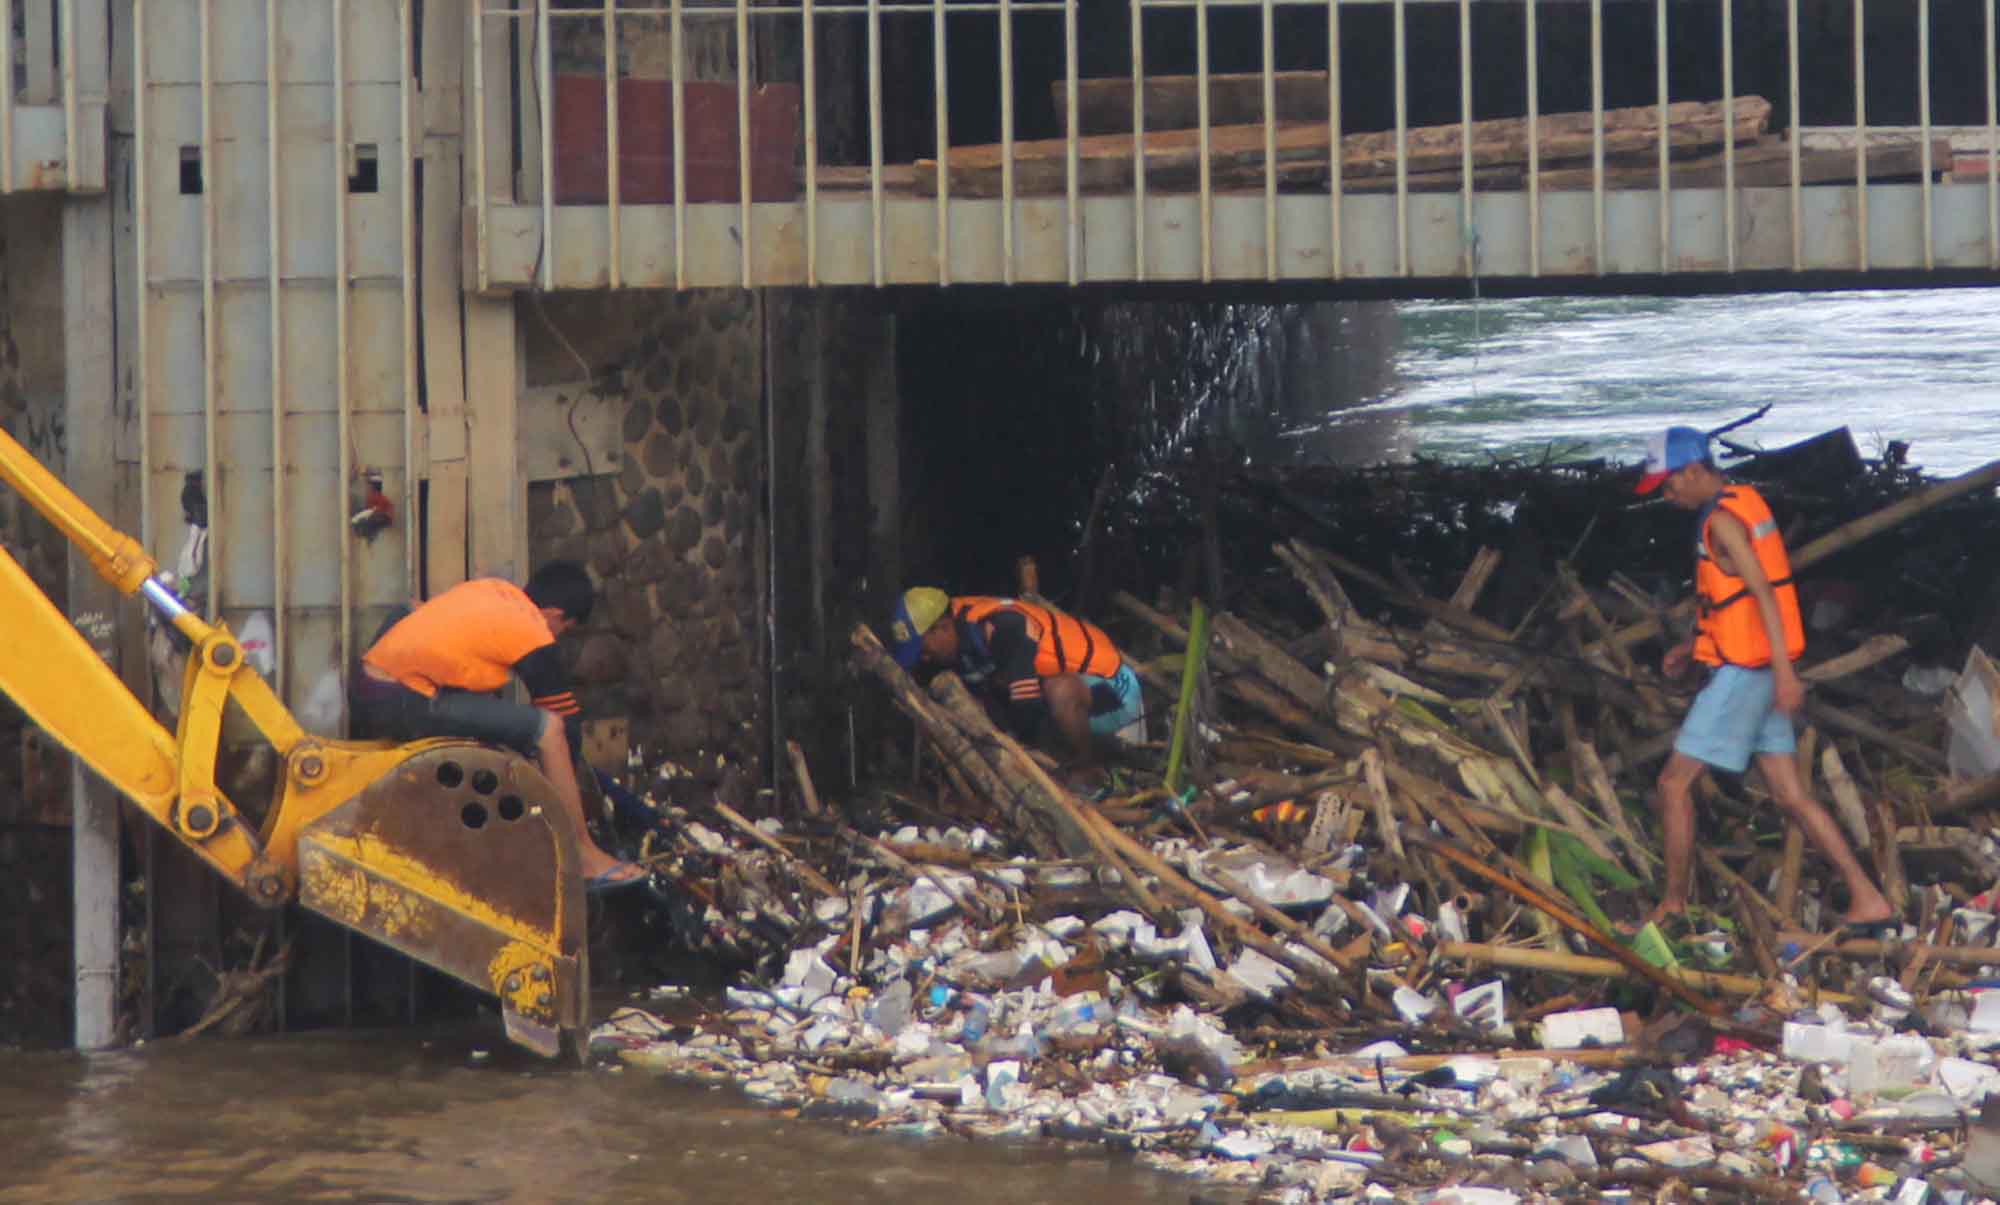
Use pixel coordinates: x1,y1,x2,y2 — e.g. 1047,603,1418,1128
63,189,122,1050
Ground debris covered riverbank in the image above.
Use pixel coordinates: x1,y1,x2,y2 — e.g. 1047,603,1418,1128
565,430,2000,1201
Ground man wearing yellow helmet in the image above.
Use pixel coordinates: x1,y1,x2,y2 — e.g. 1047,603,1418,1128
890,587,1142,769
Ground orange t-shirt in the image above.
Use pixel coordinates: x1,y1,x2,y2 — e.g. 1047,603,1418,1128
363,579,556,698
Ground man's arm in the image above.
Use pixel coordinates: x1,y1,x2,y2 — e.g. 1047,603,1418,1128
515,643,584,752
1708,509,1803,711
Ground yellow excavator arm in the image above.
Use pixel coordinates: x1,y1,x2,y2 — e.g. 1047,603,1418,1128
0,427,587,1056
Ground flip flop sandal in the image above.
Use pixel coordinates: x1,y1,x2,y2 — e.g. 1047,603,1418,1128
586,864,649,894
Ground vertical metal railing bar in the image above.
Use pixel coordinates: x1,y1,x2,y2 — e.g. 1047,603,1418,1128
932,0,948,283
1918,0,1932,271
741,0,758,288
60,0,75,190
1654,0,1668,271
1722,0,1735,271
604,0,622,288
804,0,819,284
335,0,354,687
135,0,148,547
473,0,490,292
1196,0,1212,281
1456,0,1470,278
1260,0,1275,282
1326,0,1341,279
1,0,14,194
1526,0,1539,276
1787,0,1800,270
200,0,219,619
1987,0,1997,268
400,0,419,609
268,0,287,697
671,0,686,288
865,0,883,285
1853,0,1867,269
538,0,554,290
1391,0,1405,276
1130,0,1146,281
1066,0,1080,286
1589,0,1603,275
999,0,1014,284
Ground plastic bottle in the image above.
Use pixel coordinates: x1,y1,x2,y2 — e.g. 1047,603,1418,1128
959,998,991,1047
1043,991,1106,1037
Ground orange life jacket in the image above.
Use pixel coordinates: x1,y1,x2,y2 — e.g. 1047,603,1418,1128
950,596,1124,679
1693,484,1806,669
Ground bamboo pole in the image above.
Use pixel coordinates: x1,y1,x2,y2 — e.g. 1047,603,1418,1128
711,800,843,899
1165,600,1211,796
1436,940,1858,1005
850,625,1063,858
926,672,1171,921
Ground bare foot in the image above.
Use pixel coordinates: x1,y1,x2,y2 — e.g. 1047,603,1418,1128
1841,900,1896,927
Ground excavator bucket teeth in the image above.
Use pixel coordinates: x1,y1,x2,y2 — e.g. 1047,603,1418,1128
295,743,589,1056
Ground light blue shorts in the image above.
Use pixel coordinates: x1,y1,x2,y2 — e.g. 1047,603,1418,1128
1674,664,1796,773
1085,663,1144,739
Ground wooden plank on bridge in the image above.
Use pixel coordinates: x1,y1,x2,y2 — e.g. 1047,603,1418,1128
915,96,1772,198
1053,71,1331,136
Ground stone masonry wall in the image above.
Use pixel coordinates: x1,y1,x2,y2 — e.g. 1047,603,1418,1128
526,290,765,773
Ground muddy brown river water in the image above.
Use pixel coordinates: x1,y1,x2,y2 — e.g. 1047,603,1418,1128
0,1023,1235,1204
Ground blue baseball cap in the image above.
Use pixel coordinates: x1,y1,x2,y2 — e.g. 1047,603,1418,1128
1635,426,1710,494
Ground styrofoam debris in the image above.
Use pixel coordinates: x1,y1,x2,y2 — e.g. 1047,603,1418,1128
1538,1006,1623,1050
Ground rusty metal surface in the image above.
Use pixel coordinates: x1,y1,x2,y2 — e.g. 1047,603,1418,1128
295,743,587,1054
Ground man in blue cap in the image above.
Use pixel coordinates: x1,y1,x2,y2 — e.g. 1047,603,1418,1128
1633,426,1894,936
890,587,1143,772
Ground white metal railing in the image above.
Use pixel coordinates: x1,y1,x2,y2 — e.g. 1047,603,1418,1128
469,0,2000,289
0,0,86,192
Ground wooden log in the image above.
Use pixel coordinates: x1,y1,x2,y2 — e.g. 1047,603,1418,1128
711,800,843,899
1805,698,1948,772
1294,539,1514,644
916,97,1773,197
850,624,1063,859
1567,725,1656,881
1817,743,1875,851
1928,771,2000,818
1528,137,1949,191
1116,592,1361,753
1211,610,1328,712
1775,933,2000,968
1437,941,1856,1005
847,826,998,926
1801,634,1909,684
785,739,826,816
927,672,1171,921
1054,71,1332,136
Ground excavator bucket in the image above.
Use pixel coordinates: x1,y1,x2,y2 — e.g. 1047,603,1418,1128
294,743,589,1056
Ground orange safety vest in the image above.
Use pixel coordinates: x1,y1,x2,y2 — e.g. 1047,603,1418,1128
950,597,1124,680
1693,484,1806,669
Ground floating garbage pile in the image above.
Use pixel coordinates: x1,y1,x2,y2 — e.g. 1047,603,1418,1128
595,433,2000,1203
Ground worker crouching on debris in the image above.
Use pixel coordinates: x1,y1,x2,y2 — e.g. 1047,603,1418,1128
1634,426,1895,935
353,560,646,893
891,588,1143,778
